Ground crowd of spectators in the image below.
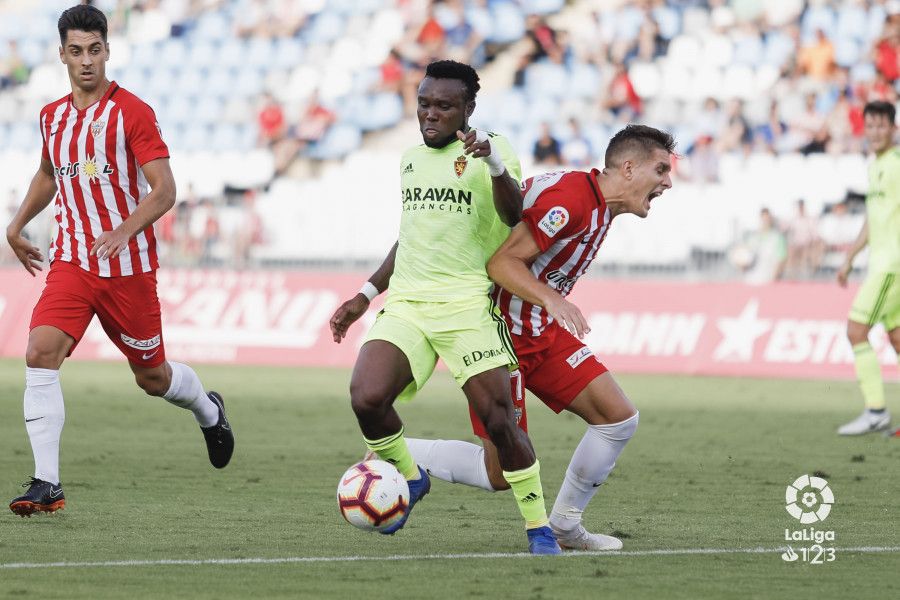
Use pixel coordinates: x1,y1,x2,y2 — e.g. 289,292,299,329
525,0,900,183
1,1,897,275
729,197,866,283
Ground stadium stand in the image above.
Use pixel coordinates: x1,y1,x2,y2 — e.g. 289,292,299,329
0,0,897,277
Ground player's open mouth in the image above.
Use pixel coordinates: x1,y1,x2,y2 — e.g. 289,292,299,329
647,191,662,202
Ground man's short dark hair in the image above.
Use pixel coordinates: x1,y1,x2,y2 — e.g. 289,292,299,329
605,124,676,168
424,60,480,102
58,4,108,45
863,101,896,123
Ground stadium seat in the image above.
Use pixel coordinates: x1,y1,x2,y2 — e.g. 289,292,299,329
181,124,212,152
0,95,16,124
304,11,346,45
160,39,189,66
700,34,734,68
667,35,702,67
835,38,862,68
721,64,755,100
653,4,681,40
690,66,723,101
629,62,661,99
488,2,526,44
306,124,362,160
358,93,403,131
568,62,602,99
283,65,320,103
245,38,276,69
521,0,565,17
659,62,691,100
221,149,274,189
525,62,568,100
836,3,868,42
273,38,305,71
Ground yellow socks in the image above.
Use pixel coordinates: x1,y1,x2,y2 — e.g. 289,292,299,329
852,342,885,410
503,460,550,529
364,428,420,480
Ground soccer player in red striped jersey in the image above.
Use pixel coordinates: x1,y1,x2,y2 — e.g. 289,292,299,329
5,5,233,517
361,125,676,550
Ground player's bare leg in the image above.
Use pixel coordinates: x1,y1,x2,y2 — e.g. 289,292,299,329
10,326,74,516
464,366,560,554
349,340,430,534
548,372,638,550
473,373,637,550
131,361,234,468
838,320,891,435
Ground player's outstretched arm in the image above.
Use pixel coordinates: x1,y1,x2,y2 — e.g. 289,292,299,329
91,158,175,260
5,159,57,276
837,217,868,287
330,241,398,343
456,129,522,226
487,223,591,338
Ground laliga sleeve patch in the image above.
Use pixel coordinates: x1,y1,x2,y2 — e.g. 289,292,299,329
537,206,569,237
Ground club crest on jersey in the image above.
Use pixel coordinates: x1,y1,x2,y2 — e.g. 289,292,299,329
90,120,105,138
454,155,467,177
538,206,569,237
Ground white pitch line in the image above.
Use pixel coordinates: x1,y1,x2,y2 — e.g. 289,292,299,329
1,546,898,570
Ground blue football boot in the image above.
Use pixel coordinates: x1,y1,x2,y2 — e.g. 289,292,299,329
527,525,563,555
380,466,431,535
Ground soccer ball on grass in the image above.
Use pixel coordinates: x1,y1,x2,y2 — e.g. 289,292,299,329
337,460,409,532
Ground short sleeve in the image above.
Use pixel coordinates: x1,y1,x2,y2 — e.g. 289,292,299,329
123,101,169,166
520,174,592,252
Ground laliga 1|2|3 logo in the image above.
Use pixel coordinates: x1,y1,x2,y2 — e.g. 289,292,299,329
781,474,836,564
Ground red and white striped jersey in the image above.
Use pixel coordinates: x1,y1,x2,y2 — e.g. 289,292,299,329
493,169,612,337
40,81,169,277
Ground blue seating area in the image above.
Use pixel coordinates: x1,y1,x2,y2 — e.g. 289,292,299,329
0,0,564,157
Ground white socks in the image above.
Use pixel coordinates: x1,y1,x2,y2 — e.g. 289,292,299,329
163,362,219,427
405,438,495,491
24,367,65,485
550,412,639,533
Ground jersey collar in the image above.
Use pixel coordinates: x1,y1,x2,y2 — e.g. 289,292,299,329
588,168,606,209
69,80,118,115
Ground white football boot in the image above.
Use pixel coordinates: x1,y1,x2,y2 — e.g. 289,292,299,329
837,409,891,435
551,523,623,551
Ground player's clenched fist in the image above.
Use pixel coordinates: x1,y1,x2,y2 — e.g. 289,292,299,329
456,129,506,177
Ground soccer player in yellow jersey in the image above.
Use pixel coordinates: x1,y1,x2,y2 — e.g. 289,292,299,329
836,101,900,436
331,61,560,553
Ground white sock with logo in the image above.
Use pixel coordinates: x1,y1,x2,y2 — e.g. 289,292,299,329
24,367,65,485
550,412,639,533
163,362,219,427
405,438,495,492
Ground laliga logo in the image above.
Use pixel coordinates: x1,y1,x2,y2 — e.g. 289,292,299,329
785,474,833,524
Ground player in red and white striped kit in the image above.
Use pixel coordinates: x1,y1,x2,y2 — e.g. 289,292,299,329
5,5,233,517
403,125,676,550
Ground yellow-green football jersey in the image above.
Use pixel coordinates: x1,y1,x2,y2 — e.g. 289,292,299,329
866,146,900,273
388,133,521,302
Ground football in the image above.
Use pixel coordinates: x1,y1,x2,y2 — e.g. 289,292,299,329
337,460,409,532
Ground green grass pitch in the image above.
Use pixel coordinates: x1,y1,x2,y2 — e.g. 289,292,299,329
0,358,897,599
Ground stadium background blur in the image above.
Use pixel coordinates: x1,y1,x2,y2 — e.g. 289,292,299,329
1,3,898,595
2,0,898,281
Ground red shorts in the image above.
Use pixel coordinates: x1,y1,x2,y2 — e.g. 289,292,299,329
30,260,166,368
469,321,608,438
